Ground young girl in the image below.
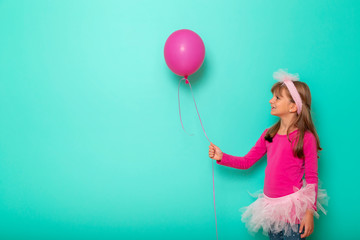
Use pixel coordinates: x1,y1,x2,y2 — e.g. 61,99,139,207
209,69,327,240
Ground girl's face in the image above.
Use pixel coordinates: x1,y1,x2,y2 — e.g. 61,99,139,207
269,88,297,116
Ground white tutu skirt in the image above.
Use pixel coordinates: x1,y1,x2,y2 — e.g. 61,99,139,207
241,182,328,236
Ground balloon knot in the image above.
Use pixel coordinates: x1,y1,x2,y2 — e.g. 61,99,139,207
185,75,189,84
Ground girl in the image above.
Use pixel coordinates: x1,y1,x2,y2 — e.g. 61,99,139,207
209,69,327,240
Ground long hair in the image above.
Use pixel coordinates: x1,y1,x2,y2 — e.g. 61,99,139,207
264,81,322,159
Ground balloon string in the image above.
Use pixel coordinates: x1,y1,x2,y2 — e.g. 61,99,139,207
178,78,194,136
187,80,211,143
178,78,219,240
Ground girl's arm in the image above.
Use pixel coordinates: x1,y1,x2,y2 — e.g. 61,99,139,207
303,132,319,211
216,129,268,169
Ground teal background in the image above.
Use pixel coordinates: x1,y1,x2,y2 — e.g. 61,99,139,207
0,0,359,239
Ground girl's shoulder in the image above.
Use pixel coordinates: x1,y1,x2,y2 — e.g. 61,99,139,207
262,128,270,136
303,130,317,145
304,130,315,138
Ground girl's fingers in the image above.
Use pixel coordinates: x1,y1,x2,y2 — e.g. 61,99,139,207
299,223,304,234
299,224,305,238
301,227,309,238
308,227,313,236
208,143,220,160
210,142,218,149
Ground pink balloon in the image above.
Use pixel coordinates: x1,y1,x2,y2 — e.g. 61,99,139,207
164,29,205,78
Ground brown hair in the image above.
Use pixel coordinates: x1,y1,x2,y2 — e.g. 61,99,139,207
264,81,322,159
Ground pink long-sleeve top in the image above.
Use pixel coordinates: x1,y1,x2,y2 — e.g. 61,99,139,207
217,129,318,211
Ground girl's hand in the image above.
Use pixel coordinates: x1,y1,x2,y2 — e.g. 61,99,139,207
299,209,314,238
209,143,223,161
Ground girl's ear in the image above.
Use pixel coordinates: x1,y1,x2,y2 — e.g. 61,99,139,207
290,103,297,113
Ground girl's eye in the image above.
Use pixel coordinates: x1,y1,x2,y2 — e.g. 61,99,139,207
276,96,280,100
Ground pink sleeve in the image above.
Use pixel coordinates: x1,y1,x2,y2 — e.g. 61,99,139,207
303,132,319,211
216,129,268,169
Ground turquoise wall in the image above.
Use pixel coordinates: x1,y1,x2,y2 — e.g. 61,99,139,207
0,0,359,239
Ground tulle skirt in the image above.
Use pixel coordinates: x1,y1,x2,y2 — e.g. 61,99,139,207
241,182,328,236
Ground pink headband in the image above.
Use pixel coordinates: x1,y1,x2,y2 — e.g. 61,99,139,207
273,69,302,115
